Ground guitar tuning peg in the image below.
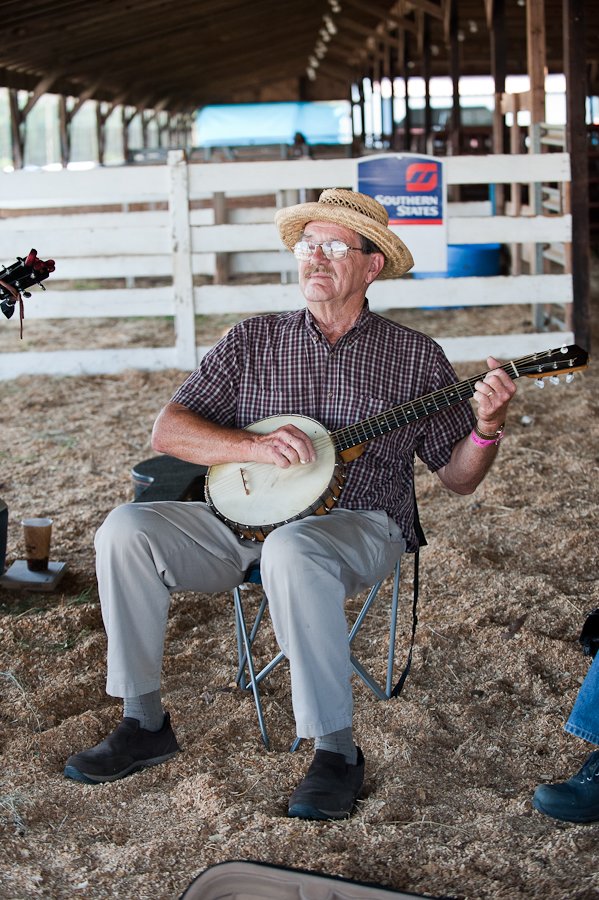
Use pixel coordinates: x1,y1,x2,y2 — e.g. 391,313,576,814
560,345,568,354
565,372,575,384
549,375,560,385
534,378,545,389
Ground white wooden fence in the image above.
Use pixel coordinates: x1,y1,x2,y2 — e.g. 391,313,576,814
0,150,572,379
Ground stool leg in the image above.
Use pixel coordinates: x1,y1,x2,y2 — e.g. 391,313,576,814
234,588,247,690
347,559,402,699
235,594,269,688
254,649,286,685
233,588,270,749
349,652,387,700
348,579,380,645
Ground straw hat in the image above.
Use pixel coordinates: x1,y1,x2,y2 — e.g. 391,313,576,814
274,188,414,279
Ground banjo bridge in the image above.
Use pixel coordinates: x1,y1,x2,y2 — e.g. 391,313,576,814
239,467,250,496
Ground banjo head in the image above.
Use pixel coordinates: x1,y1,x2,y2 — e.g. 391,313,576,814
205,415,339,532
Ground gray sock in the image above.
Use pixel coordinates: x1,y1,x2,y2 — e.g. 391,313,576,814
123,690,164,732
315,727,358,765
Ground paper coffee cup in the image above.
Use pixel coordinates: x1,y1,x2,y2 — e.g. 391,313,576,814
21,517,53,572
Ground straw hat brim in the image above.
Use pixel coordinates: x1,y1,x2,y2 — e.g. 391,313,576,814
274,201,414,279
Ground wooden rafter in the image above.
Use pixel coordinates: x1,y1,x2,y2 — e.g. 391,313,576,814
0,0,596,108
402,0,444,20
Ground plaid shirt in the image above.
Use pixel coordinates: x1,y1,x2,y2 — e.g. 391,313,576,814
172,304,474,550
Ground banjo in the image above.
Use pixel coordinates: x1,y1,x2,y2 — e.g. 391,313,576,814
1,249,56,338
204,344,588,541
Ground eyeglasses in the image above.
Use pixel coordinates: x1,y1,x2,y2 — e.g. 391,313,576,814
292,239,364,261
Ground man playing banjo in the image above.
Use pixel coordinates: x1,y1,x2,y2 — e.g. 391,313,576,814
64,188,516,819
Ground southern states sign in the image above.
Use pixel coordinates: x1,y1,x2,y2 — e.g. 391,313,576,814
356,154,448,274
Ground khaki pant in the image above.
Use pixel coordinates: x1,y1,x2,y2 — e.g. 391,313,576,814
95,502,405,738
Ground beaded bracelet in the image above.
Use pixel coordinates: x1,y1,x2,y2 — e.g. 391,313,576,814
470,429,504,448
474,422,505,441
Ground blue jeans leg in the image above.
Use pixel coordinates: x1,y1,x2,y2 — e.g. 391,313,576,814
565,653,599,745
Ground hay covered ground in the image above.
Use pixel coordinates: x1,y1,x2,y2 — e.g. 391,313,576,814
0,285,598,900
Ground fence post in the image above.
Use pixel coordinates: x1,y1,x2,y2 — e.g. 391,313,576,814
168,149,197,370
213,192,230,284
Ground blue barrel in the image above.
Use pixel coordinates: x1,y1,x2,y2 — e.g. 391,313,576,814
413,243,501,279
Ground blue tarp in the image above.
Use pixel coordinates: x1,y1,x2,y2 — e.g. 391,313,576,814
195,101,351,147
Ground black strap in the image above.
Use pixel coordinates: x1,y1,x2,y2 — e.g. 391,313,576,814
391,545,420,697
391,487,425,698
412,485,427,549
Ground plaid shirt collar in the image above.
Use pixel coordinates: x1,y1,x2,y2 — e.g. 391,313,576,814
303,299,371,348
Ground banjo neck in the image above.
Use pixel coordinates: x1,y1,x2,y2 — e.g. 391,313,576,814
332,344,587,459
333,372,482,459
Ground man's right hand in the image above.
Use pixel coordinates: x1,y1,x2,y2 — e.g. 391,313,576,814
252,424,316,468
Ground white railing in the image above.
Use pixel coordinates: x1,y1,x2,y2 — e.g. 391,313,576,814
0,150,572,379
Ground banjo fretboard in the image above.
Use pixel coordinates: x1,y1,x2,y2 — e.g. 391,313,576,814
332,345,585,453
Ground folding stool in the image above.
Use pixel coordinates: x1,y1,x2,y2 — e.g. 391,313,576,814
232,536,423,750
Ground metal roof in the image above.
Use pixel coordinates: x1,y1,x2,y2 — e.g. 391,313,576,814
0,0,597,112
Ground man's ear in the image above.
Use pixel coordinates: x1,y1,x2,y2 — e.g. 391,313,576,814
365,252,385,284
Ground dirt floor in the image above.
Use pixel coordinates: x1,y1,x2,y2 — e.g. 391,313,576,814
0,268,598,899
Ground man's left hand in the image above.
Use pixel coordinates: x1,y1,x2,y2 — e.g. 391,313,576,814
473,356,516,432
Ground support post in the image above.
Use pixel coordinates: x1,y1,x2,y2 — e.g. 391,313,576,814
168,150,197,370
448,0,461,159
8,89,25,169
525,0,547,325
96,102,116,166
122,107,139,163
422,18,432,153
563,0,591,351
503,92,524,275
383,35,394,147
526,0,546,127
489,0,507,210
358,78,366,153
401,33,412,152
213,192,229,285
58,93,94,167
58,96,70,167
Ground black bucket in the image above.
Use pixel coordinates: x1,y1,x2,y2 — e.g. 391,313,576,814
130,456,207,503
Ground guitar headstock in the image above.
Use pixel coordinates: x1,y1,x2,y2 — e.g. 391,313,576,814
513,344,589,384
0,250,56,318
